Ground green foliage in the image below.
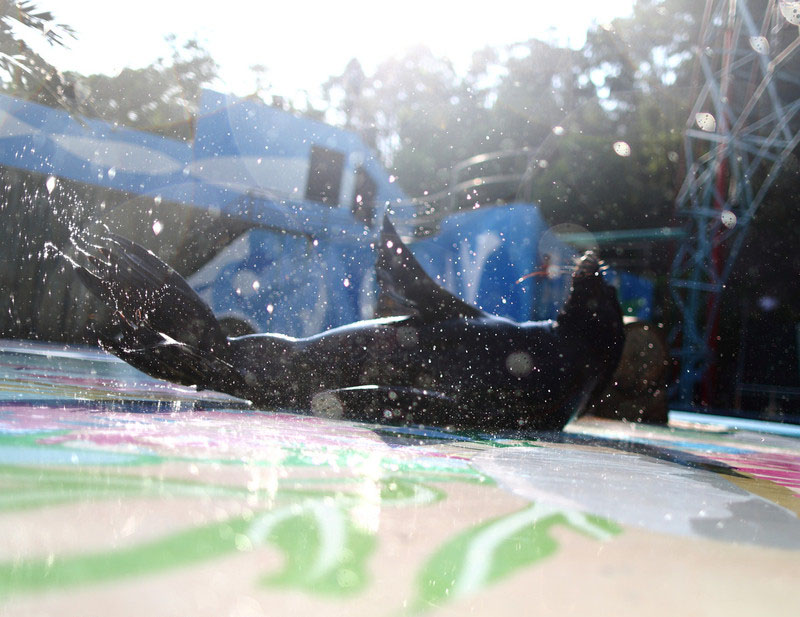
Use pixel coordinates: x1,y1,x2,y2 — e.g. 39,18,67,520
584,0,703,104
0,1,75,109
319,1,702,232
67,36,219,140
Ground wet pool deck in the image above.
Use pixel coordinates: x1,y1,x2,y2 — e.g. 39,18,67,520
0,339,798,616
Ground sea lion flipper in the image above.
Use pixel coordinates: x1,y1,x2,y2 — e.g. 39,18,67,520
69,233,226,353
66,232,247,392
377,216,484,321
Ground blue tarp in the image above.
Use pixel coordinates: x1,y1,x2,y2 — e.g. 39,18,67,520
411,206,572,322
0,91,653,336
0,90,404,237
190,205,576,335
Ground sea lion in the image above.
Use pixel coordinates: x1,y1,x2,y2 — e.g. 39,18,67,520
67,216,624,430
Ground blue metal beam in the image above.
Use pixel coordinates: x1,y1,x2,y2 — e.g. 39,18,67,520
670,0,800,403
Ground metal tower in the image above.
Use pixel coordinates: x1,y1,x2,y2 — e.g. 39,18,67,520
670,0,800,403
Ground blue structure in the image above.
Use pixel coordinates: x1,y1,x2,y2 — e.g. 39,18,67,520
0,89,652,338
189,204,572,335
411,206,570,322
669,1,800,403
0,90,407,235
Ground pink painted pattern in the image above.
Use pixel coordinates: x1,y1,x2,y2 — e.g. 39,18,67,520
708,452,800,497
0,404,472,469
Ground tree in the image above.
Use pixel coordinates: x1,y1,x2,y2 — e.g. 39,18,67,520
66,36,218,140
490,39,598,148
583,0,703,109
0,1,75,109
323,58,368,133
323,47,469,195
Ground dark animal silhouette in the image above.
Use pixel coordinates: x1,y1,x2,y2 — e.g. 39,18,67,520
68,216,624,430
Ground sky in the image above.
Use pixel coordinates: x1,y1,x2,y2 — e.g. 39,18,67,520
33,1,635,101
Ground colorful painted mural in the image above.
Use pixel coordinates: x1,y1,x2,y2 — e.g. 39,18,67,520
0,340,799,616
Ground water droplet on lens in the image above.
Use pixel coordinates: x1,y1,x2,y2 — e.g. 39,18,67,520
780,1,800,26
695,112,716,132
720,210,737,229
506,351,534,377
612,141,631,157
748,36,770,54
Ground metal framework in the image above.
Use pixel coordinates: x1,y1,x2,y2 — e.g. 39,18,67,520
670,0,800,403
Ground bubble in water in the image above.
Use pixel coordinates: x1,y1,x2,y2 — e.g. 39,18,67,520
45,175,57,193
612,141,631,157
152,220,163,235
720,210,737,229
266,304,274,314
552,125,565,136
748,36,770,54
154,195,162,206
695,112,716,132
108,167,117,180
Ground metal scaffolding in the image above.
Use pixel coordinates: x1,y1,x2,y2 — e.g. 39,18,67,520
670,0,800,403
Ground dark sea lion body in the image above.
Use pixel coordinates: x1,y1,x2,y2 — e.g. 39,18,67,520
69,217,625,430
